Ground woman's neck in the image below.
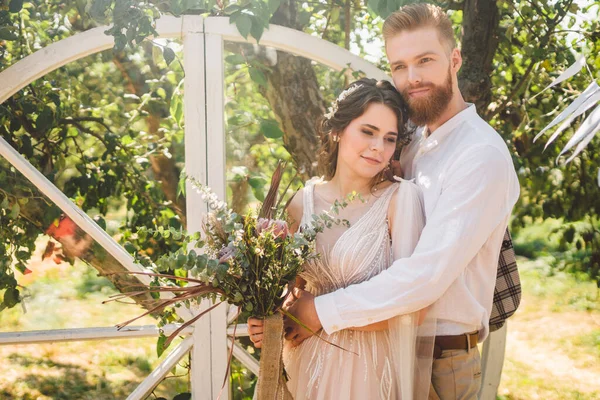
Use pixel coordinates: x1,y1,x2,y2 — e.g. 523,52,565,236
328,172,374,199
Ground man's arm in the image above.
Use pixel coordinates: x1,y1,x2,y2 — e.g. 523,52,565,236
314,145,519,334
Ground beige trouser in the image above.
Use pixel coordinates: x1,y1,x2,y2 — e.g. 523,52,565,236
428,346,482,400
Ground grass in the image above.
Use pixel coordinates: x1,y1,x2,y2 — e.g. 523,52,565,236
497,257,600,400
0,245,190,400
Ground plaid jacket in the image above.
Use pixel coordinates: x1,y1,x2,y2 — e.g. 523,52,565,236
489,228,521,332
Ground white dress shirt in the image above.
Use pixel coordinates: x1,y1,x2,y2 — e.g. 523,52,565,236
314,104,520,341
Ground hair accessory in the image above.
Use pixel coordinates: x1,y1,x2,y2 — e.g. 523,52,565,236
323,84,364,120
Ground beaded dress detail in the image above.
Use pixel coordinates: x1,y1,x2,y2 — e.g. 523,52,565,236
283,179,401,400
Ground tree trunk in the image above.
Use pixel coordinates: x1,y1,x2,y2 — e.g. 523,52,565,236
262,0,325,179
458,0,500,115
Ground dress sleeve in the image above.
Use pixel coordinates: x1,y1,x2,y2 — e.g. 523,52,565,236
387,180,432,400
389,179,426,260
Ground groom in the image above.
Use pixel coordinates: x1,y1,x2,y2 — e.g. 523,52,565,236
272,4,520,399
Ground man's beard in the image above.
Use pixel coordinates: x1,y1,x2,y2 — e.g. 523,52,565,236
402,68,453,126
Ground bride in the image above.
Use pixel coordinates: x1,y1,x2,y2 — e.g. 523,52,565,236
249,78,433,400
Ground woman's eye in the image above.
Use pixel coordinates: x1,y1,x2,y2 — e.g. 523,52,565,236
362,130,373,135
420,58,432,64
386,138,397,143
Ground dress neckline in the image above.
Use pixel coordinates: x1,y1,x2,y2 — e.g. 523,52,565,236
309,182,397,258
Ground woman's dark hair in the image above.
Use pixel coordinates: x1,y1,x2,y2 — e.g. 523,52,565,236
316,78,412,181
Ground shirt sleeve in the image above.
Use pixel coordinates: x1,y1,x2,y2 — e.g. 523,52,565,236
314,145,519,334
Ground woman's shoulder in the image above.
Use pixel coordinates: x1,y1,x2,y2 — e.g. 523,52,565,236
286,187,304,228
286,176,323,230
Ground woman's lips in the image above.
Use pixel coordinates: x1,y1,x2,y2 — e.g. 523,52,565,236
361,156,381,165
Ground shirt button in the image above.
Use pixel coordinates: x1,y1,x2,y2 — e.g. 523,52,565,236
332,325,339,330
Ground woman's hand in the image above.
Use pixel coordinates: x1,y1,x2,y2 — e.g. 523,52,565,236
248,317,265,348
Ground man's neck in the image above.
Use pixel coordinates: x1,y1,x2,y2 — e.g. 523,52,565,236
427,96,468,134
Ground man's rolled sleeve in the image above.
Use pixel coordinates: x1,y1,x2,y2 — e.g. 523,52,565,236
314,292,346,335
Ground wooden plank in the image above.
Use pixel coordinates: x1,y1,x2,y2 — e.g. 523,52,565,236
0,139,151,286
0,16,195,104
204,30,230,400
183,26,216,400
127,336,194,400
226,324,249,337
0,324,193,345
204,17,389,82
479,323,508,399
230,338,260,376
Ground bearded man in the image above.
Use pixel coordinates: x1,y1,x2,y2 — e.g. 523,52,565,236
266,4,521,399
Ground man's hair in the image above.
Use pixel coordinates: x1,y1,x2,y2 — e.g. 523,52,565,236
382,4,457,52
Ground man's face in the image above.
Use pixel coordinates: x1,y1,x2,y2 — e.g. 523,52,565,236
386,27,460,126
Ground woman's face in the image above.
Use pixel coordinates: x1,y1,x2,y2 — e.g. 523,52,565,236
336,102,399,180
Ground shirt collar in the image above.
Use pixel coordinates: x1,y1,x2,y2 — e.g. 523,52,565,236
417,103,476,154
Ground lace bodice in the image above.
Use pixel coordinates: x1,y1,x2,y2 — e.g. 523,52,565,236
298,178,399,296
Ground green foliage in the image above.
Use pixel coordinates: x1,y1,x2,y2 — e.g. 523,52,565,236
0,4,189,309
486,0,600,282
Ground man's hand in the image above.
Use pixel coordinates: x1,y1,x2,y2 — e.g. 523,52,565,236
283,288,322,347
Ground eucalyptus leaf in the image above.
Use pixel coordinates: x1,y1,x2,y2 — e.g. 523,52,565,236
10,203,20,219
156,334,167,357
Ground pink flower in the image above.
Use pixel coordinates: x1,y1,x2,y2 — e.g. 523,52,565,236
256,218,289,239
256,218,271,234
271,220,289,240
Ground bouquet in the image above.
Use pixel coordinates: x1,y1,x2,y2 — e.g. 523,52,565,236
108,162,353,399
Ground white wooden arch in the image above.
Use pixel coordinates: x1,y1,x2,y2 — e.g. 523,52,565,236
0,15,505,399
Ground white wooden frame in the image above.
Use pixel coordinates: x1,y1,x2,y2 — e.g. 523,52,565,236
0,15,505,399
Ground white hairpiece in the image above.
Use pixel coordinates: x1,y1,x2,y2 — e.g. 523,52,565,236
324,84,364,120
